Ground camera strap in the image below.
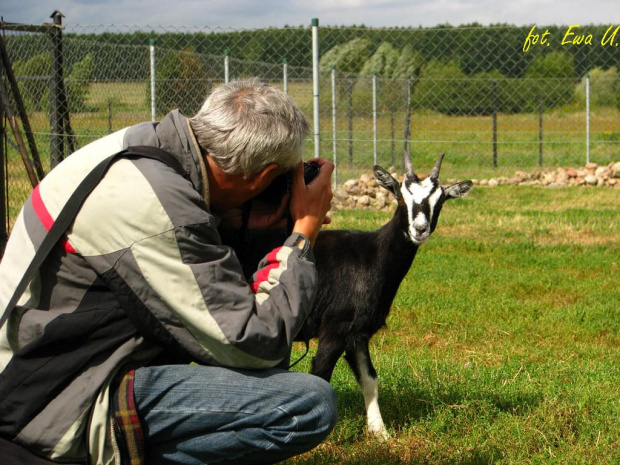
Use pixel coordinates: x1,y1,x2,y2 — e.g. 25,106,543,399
288,327,310,370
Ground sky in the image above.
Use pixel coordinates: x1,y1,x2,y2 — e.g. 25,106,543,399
2,0,618,29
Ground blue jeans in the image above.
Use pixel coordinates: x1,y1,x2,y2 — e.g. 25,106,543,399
133,365,338,464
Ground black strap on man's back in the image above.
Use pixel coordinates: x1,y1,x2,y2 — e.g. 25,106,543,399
0,146,189,330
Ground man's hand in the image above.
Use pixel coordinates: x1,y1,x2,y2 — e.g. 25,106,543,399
290,158,334,246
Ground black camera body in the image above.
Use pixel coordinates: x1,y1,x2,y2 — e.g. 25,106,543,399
256,161,320,205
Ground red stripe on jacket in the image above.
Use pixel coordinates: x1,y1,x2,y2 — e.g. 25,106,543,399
31,185,77,254
250,247,283,294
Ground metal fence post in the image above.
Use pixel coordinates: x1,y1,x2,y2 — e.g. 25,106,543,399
311,18,320,159
347,76,353,168
49,10,65,168
586,73,590,164
372,71,377,166
282,58,288,95
404,76,411,167
492,78,498,168
224,49,230,84
331,65,337,189
538,93,543,167
149,38,156,122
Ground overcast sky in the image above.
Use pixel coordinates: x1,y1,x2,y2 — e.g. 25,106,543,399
2,0,618,29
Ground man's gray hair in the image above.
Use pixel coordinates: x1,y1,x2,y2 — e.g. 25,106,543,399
189,78,310,177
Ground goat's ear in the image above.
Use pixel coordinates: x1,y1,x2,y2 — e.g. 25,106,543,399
373,165,402,202
444,180,473,200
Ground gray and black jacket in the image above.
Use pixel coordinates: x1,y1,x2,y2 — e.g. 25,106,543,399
0,110,317,464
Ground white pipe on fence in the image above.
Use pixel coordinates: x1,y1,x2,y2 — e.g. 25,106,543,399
372,71,377,166
586,74,590,164
311,18,320,159
149,39,156,122
331,66,337,189
224,50,230,84
283,58,288,95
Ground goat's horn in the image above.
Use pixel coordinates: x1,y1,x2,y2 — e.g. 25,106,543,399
430,153,445,179
403,150,415,176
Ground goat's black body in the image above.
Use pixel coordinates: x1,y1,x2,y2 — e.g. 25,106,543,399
220,204,419,382
304,204,418,380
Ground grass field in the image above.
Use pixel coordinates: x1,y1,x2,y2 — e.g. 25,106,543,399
3,82,619,462
284,185,620,464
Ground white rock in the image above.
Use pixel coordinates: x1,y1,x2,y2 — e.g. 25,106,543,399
343,179,357,191
584,174,598,185
333,187,348,201
357,195,371,206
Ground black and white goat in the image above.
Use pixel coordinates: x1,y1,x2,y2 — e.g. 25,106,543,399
222,153,472,438
303,153,472,438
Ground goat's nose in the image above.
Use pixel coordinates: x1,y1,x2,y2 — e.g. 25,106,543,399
414,221,428,234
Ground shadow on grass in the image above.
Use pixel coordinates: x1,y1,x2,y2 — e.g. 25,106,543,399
333,376,542,436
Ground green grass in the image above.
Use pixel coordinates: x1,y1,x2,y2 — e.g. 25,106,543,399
5,89,620,460
4,79,619,463
285,185,620,464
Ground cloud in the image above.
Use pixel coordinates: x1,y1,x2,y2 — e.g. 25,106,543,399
2,0,617,28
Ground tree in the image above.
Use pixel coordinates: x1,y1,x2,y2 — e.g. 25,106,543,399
66,53,94,112
149,47,208,116
319,38,372,75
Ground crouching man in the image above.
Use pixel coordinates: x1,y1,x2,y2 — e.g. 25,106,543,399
0,79,336,464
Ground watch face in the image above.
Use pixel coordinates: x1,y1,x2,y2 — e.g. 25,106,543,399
293,235,308,250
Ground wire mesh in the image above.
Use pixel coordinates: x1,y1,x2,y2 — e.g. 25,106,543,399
1,21,619,234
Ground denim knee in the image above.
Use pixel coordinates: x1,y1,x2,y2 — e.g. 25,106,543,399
303,374,338,443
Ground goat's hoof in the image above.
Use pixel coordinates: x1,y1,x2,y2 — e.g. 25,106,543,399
368,424,390,441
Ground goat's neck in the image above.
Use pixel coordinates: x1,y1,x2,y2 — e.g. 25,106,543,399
377,204,419,286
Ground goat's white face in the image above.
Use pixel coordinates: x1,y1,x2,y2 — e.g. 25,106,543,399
401,176,443,245
373,153,473,247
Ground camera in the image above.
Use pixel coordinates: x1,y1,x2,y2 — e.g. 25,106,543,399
220,161,320,279
256,161,320,205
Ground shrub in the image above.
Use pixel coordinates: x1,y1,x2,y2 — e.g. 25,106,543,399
524,51,576,109
66,53,94,112
574,67,619,108
319,38,372,75
13,53,51,111
149,47,208,116
358,42,400,77
414,60,468,114
354,43,425,113
13,52,93,113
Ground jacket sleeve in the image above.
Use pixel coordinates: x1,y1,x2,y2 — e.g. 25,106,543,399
118,218,317,369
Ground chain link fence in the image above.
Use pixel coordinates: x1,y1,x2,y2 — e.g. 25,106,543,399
318,24,619,182
2,17,619,242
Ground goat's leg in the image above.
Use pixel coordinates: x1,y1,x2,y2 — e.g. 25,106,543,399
344,340,389,439
311,335,346,382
